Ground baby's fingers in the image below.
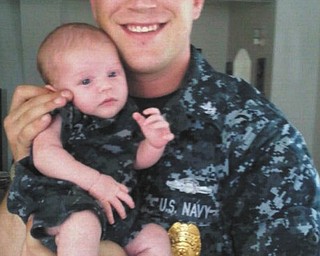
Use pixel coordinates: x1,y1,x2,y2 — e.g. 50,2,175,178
103,202,115,224
132,112,146,126
118,183,129,193
110,199,127,220
118,191,135,209
163,132,175,141
143,114,167,127
142,108,161,116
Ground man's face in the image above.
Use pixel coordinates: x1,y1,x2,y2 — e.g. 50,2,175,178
90,0,204,74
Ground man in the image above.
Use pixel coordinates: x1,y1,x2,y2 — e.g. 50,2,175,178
2,0,320,255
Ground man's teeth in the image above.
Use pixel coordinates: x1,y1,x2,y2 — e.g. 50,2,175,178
127,25,158,33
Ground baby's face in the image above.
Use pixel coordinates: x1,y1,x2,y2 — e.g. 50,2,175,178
52,42,128,118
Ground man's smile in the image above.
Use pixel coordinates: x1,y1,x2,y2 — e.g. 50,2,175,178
126,24,159,33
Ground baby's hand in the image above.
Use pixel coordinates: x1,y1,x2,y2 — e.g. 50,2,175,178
133,108,174,149
88,174,135,224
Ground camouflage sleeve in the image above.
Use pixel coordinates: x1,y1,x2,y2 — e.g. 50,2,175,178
225,119,320,255
7,157,45,222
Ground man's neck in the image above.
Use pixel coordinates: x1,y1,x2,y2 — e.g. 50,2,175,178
127,50,190,99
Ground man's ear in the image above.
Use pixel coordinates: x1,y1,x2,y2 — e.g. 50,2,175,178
193,0,205,20
45,85,56,92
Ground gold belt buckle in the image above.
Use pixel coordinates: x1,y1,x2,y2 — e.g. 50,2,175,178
168,222,201,256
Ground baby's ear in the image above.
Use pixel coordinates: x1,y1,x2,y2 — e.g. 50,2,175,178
45,85,56,92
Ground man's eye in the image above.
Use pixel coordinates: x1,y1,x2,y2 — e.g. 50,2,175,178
108,71,117,78
81,78,91,85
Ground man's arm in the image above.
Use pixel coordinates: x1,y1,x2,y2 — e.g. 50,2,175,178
0,193,26,256
226,122,320,255
1,85,72,256
3,85,72,162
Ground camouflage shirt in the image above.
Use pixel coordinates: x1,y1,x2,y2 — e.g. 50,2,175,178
133,46,320,255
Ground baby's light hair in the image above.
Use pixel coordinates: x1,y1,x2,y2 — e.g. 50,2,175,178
37,22,114,84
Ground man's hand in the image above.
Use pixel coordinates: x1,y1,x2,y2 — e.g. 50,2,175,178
4,85,72,162
0,193,26,256
21,216,54,256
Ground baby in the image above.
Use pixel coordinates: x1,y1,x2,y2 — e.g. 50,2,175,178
8,23,173,256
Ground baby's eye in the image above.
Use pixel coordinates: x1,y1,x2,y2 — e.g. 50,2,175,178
108,71,117,78
81,78,91,85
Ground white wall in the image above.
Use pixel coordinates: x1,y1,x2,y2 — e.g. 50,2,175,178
20,0,95,85
192,3,229,72
227,2,275,98
314,56,320,169
271,0,320,168
0,0,24,170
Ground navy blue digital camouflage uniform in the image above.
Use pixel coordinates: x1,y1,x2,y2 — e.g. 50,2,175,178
7,45,320,255
7,99,142,251
130,46,320,255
